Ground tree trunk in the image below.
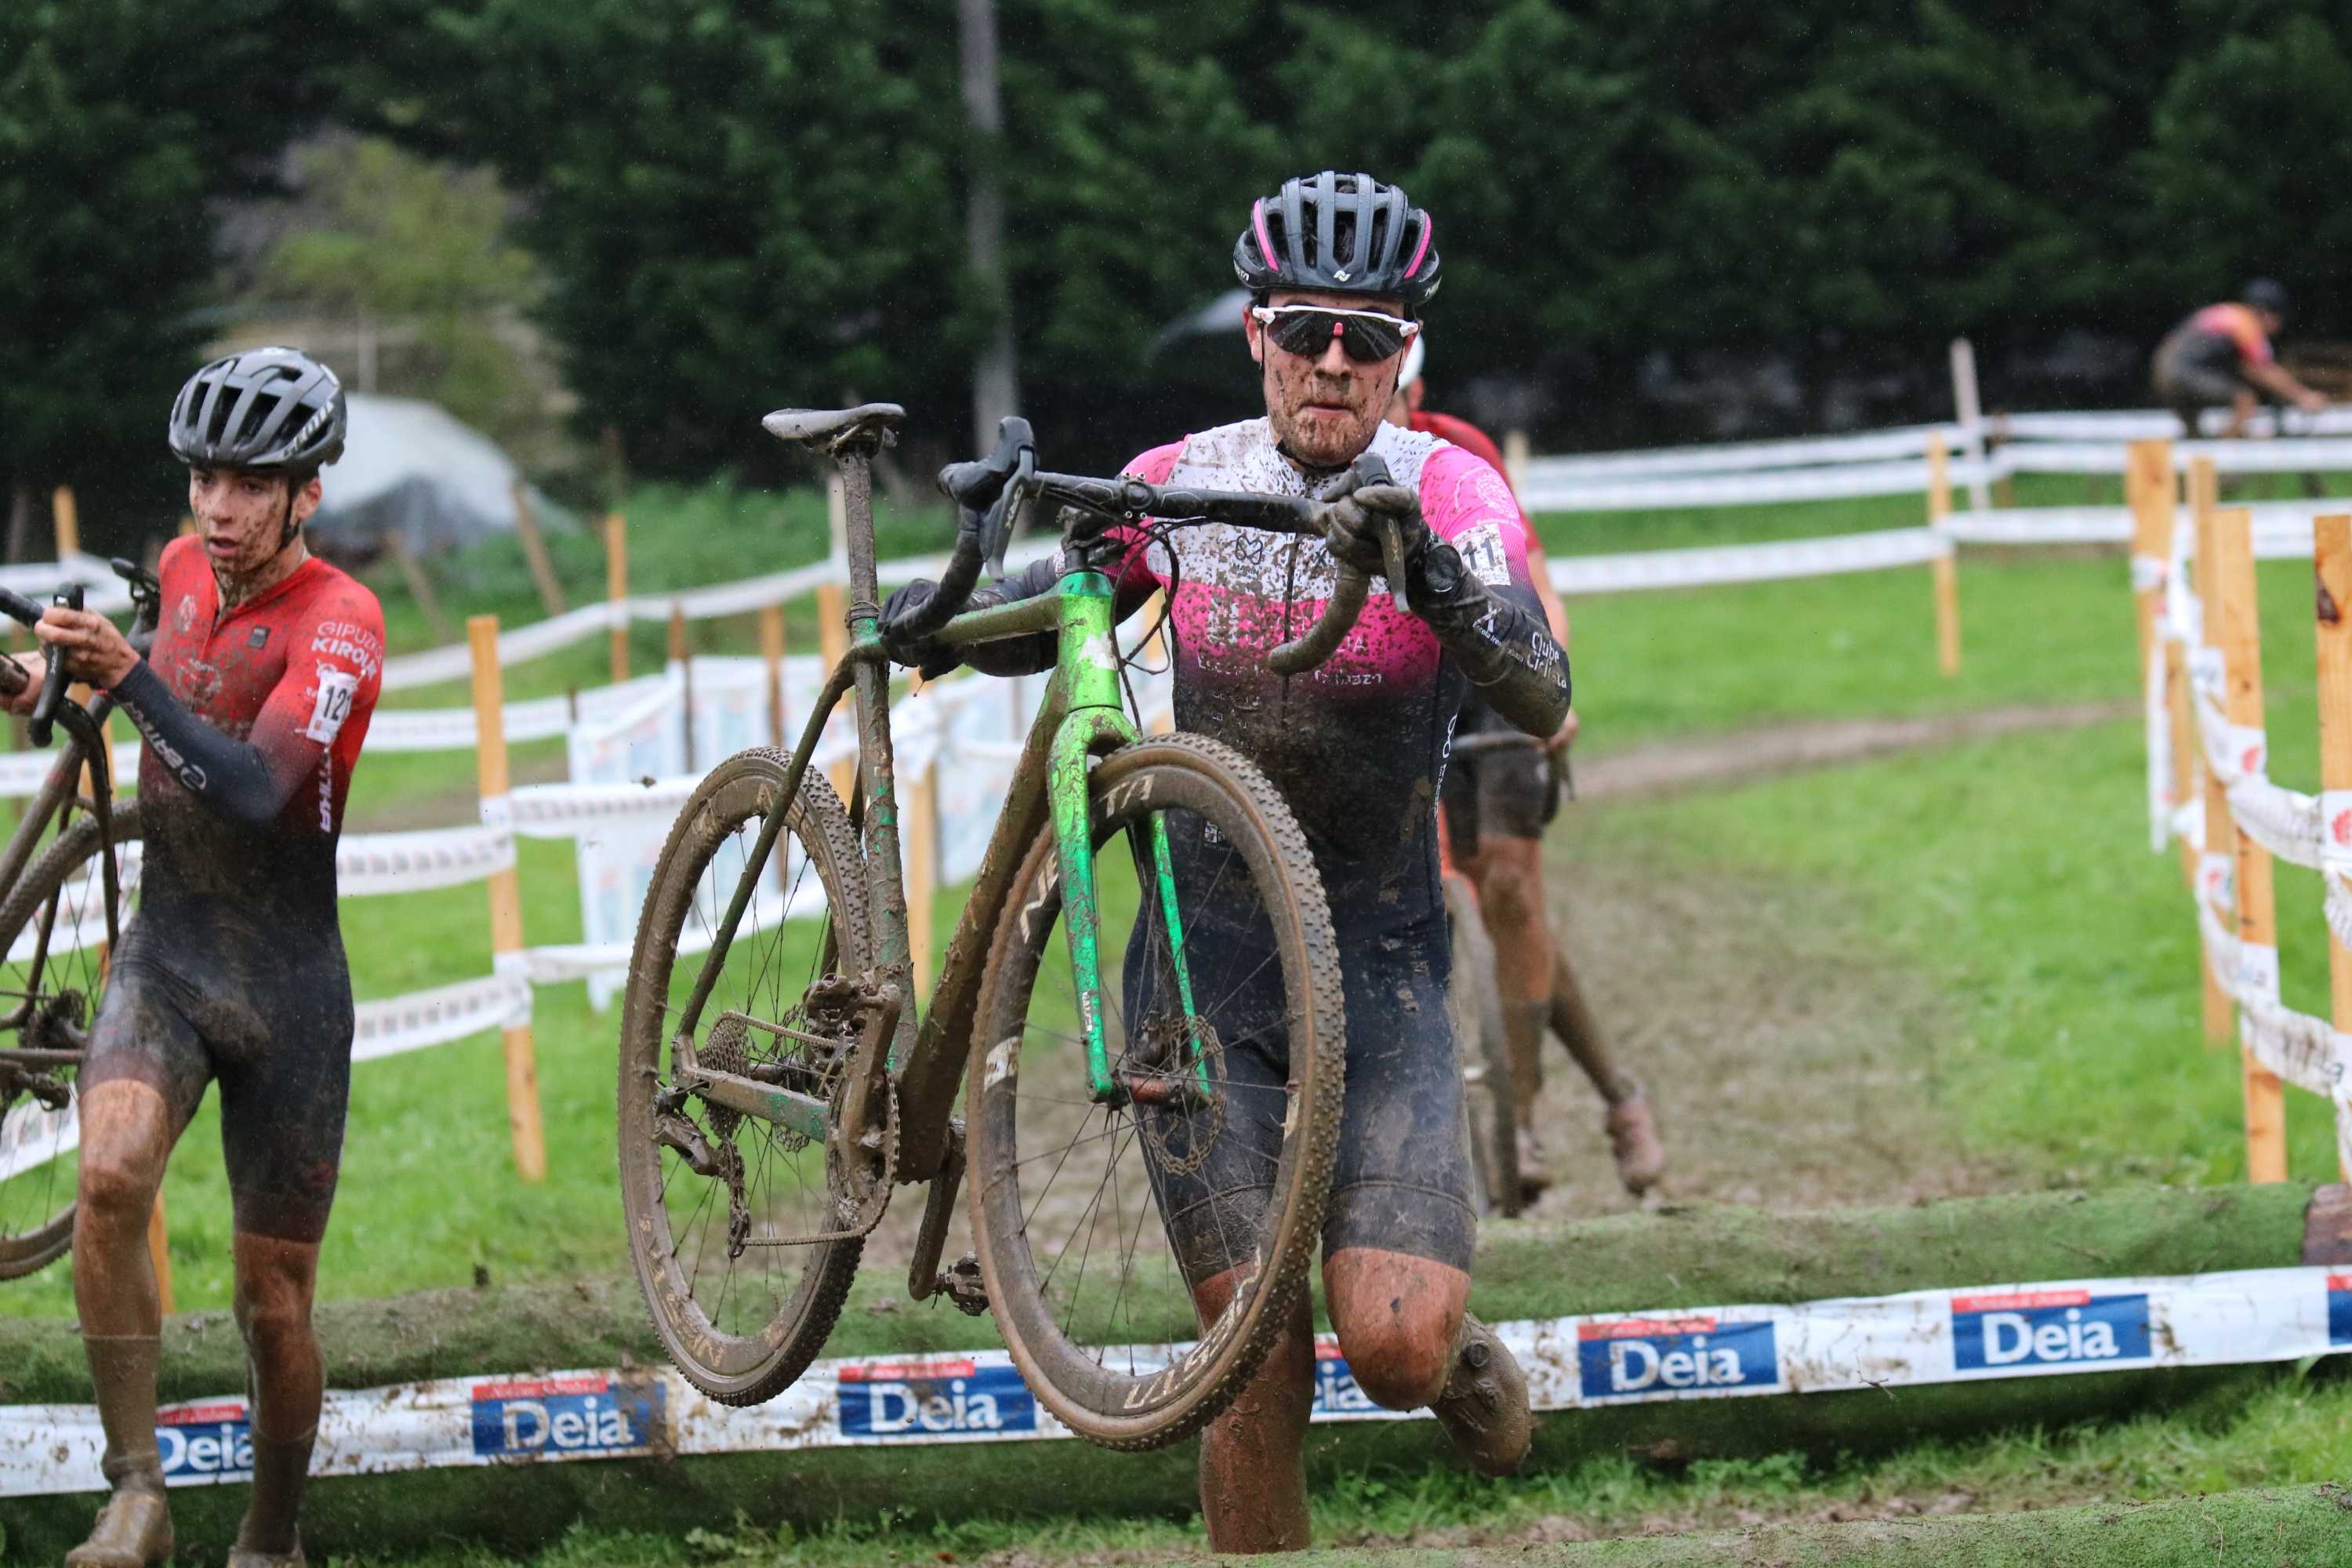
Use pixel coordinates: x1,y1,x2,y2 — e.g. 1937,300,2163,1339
960,0,1019,455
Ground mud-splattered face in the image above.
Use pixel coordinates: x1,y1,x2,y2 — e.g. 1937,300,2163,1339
187,468,321,582
1247,288,1408,470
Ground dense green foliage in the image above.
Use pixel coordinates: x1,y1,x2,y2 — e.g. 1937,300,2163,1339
0,1,347,537
8,1,2352,492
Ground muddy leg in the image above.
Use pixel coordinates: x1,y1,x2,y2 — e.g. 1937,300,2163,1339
1192,1265,1312,1553
230,1232,324,1562
1323,1247,1469,1409
1473,838,1555,1194
68,1082,176,1568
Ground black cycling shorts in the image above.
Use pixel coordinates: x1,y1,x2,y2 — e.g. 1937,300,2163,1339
1134,909,1475,1286
1441,702,1556,845
2154,330,2248,423
80,910,357,1244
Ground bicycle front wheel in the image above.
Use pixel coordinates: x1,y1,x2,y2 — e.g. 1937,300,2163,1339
618,750,870,1405
967,732,1343,1450
0,804,142,1279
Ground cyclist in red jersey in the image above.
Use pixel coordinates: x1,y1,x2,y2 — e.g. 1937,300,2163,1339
8,348,383,1568
1388,340,1665,1202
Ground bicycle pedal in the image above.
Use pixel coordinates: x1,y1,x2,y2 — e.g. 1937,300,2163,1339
935,1254,989,1317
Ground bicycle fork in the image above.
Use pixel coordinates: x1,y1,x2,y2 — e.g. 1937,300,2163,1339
1047,574,1209,1108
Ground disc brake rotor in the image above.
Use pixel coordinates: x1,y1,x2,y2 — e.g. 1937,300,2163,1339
1137,1013,1225,1176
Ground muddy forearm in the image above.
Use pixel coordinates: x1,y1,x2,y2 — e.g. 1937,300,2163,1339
1414,558,1570,737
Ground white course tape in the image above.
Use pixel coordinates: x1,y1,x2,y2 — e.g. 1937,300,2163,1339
1549,528,1945,595
1521,456,2002,514
0,742,140,800
350,975,532,1065
4,1265,2347,1496
336,826,514,898
1523,423,1967,483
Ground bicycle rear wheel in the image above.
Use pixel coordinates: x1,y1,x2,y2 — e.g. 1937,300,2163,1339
967,733,1343,1450
0,804,141,1279
618,750,870,1404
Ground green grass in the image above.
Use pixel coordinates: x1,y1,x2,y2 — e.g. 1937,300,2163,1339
274,1372,2352,1566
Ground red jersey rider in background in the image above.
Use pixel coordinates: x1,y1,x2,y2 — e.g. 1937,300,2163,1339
14,347,384,1568
1389,336,1664,1203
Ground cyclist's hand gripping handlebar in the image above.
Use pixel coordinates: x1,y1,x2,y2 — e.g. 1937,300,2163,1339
1265,452,1396,677
27,583,82,749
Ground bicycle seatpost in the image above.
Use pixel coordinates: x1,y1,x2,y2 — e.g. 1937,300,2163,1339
27,583,81,749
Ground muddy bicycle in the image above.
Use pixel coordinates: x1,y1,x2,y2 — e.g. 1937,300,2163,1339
620,405,1417,1450
0,561,162,1277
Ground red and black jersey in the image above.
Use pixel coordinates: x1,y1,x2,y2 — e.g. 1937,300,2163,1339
111,535,383,915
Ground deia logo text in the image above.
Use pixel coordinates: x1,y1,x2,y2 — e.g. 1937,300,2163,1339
2329,1276,2352,1346
1577,1316,1780,1401
1310,1336,1376,1417
1950,1290,2151,1371
838,1359,1037,1439
470,1374,661,1459
158,1401,252,1479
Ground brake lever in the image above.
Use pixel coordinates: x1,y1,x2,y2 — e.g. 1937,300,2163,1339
27,583,82,749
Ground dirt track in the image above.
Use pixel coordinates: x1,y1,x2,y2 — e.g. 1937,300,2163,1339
1516,703,2128,1218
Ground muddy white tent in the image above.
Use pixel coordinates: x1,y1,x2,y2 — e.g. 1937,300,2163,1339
306,392,564,556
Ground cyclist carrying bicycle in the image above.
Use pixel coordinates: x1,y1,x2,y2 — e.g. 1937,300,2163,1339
886,172,1566,1552
8,348,384,1568
1385,340,1665,1203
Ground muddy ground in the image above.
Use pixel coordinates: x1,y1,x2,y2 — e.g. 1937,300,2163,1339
1501,706,2118,1220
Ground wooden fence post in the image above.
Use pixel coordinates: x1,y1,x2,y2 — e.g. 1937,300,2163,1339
760,603,788,748
906,757,938,1000
2194,500,2238,1044
1927,433,1961,676
669,602,695,774
1502,430,1532,499
510,481,569,619
2168,637,2199,890
2314,514,2352,1179
606,512,630,684
383,532,455,644
2128,440,2174,680
50,486,77,560
2204,508,2288,1182
468,615,546,1182
818,479,855,800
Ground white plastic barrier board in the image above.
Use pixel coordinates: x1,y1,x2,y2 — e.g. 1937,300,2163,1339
2,1265,2343,1495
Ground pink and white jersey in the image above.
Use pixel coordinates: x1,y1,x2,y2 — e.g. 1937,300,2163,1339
1105,416,1545,932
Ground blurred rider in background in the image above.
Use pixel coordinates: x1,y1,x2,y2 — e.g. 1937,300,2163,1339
2152,278,2328,437
1386,341,1665,1203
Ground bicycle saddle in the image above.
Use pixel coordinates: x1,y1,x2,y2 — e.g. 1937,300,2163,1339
762,403,906,452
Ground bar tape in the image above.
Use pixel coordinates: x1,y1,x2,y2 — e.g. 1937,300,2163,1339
3,1265,2346,1496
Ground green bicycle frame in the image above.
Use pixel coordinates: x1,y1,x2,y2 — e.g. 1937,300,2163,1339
673,496,1207,1185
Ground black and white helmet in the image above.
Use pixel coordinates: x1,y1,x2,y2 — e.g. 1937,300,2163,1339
168,347,347,474
1232,171,1441,310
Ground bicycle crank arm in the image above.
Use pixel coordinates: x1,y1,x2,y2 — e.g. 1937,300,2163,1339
688,1069,832,1143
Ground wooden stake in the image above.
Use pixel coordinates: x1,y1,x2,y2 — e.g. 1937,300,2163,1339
2316,514,2352,1179
669,602,694,773
50,486,78,560
2190,456,2220,533
2127,440,2175,682
2204,508,2288,1181
906,758,938,1000
468,615,546,1182
383,531,455,644
1502,430,1532,499
509,481,569,619
2167,638,2199,890
178,517,196,538
147,1190,174,1316
759,603,788,747
815,579,854,800
605,512,630,684
1927,434,1961,676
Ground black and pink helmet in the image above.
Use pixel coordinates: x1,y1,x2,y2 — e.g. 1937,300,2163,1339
168,347,347,475
1232,172,1441,310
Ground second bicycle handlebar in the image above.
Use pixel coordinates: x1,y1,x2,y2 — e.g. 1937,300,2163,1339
904,417,1403,678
